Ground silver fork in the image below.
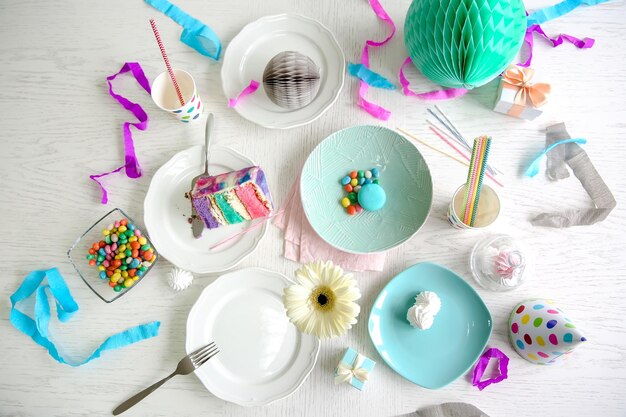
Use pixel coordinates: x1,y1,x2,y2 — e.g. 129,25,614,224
112,342,219,415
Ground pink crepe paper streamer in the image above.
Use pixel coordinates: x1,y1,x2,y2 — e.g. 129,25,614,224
519,23,595,67
90,62,151,204
399,57,469,100
209,208,285,251
472,347,509,391
429,126,504,188
228,80,260,108
356,0,396,120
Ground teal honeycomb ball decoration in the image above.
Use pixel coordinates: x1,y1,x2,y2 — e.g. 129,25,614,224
404,0,527,89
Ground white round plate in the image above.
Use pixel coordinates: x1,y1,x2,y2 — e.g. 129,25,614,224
221,13,345,129
186,268,320,406
144,146,267,274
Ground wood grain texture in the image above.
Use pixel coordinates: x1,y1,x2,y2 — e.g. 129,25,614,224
1,0,625,416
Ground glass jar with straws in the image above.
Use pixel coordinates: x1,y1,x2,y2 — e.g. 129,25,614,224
447,135,501,229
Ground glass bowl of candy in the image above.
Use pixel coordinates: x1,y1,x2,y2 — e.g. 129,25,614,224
67,208,158,303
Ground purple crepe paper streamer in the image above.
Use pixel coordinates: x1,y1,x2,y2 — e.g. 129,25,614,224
519,0,610,67
472,347,509,391
90,62,151,204
520,24,595,67
399,57,469,100
228,80,260,108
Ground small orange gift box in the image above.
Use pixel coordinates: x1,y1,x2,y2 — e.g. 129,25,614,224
493,65,551,121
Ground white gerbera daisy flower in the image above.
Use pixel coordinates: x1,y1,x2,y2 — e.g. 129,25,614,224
283,260,361,339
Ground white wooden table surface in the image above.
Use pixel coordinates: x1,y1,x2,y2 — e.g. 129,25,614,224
1,0,625,416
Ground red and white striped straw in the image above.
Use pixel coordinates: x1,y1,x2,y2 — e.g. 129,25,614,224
149,18,185,107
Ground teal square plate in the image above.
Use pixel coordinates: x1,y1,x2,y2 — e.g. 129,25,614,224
368,262,492,389
300,125,433,254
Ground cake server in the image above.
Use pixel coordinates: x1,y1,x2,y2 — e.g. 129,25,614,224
190,113,214,238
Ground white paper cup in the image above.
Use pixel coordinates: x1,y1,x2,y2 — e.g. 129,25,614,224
151,69,203,123
447,184,500,229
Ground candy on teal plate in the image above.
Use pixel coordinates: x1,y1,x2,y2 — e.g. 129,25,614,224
368,262,492,389
300,125,433,254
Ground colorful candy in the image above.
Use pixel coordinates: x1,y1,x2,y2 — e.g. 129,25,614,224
338,168,383,215
86,218,156,293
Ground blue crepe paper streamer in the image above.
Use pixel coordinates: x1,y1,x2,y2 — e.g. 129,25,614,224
348,63,396,90
524,138,587,177
144,0,222,60
9,268,160,366
527,0,610,26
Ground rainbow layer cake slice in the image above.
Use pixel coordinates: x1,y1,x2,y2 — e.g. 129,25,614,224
190,166,273,229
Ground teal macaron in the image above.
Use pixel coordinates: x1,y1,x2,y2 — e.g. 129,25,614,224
358,183,386,211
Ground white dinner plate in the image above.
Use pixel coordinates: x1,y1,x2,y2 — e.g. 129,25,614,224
221,13,345,129
144,146,267,274
186,268,320,406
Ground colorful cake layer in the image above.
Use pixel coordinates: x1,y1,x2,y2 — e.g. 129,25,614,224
191,166,273,229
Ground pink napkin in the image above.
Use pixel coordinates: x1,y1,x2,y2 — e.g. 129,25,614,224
273,179,386,272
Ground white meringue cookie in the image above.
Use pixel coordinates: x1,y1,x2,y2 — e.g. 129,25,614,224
407,291,441,330
167,267,194,292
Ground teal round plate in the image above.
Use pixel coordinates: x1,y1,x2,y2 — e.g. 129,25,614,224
300,125,433,254
368,262,492,389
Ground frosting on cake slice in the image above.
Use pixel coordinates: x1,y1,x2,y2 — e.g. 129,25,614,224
191,166,273,229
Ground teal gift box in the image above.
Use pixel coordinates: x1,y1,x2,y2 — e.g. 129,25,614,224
334,347,376,391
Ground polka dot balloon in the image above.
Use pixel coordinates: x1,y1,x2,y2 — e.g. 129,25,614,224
508,299,586,365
